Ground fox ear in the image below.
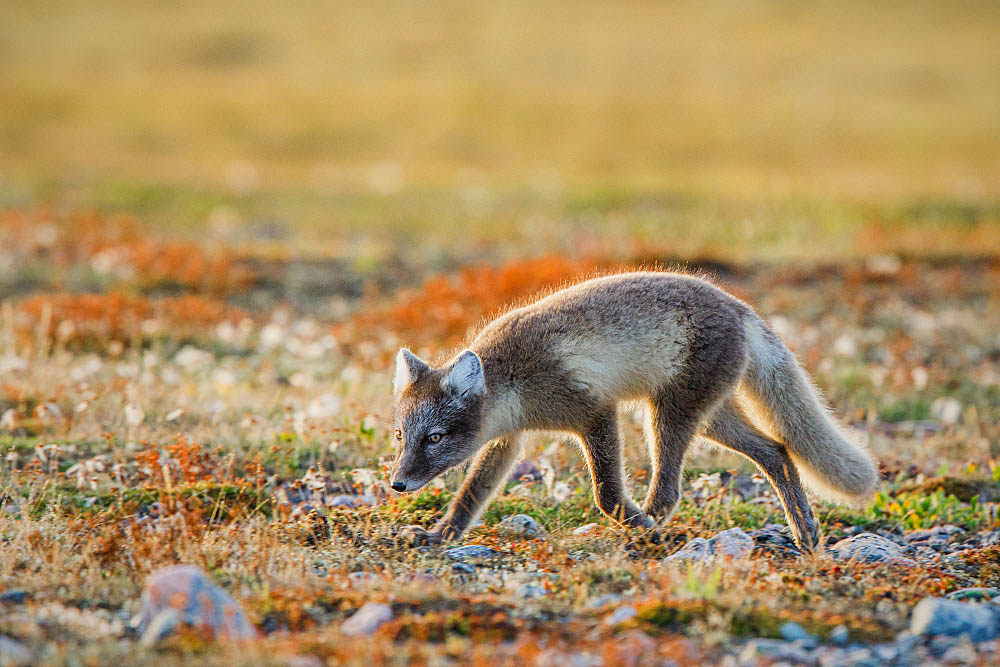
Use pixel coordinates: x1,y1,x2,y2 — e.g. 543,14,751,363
442,350,486,399
394,348,429,396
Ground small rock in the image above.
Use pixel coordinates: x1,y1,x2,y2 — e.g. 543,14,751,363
133,565,256,643
510,460,543,482
341,602,392,636
740,639,816,665
893,630,921,662
750,523,801,557
829,624,849,645
930,397,963,425
327,495,357,508
910,597,1000,642
665,537,710,562
829,533,913,565
514,584,547,599
710,527,755,559
946,587,1000,602
587,593,622,609
348,571,381,587
781,621,817,647
573,523,600,536
451,562,476,575
939,639,977,664
666,528,755,563
445,545,501,561
497,514,544,539
604,605,637,626
0,636,30,665
0,590,27,605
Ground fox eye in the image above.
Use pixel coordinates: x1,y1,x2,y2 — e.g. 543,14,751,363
394,429,403,441
427,433,442,443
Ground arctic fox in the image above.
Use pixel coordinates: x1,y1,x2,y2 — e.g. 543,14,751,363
389,272,878,550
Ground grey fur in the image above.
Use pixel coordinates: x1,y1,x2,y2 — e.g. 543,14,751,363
390,271,878,550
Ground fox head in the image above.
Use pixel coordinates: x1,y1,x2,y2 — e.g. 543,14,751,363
389,348,487,493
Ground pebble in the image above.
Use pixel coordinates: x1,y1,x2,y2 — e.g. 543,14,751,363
451,562,476,575
739,639,817,665
445,545,501,561
947,587,1000,602
341,602,393,636
665,528,755,563
749,523,802,557
604,605,637,626
133,565,256,644
587,593,622,609
0,636,30,665
910,597,1000,642
829,624,849,646
515,584,547,599
497,514,545,538
510,460,543,482
828,533,914,565
781,621,817,647
0,590,27,605
572,523,600,536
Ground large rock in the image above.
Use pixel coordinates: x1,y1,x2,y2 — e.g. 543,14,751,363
341,602,393,636
134,565,256,644
665,528,755,563
910,598,1000,642
829,533,913,565
497,514,545,539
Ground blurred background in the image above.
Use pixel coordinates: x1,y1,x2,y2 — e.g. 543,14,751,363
2,0,998,265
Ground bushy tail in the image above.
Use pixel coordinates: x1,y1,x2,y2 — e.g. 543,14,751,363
741,318,878,504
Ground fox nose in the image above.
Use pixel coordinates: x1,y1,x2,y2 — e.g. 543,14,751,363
391,481,406,492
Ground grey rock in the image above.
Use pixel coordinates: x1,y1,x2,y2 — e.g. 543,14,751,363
341,602,392,636
910,597,1000,642
740,639,816,665
133,565,256,643
572,523,600,536
947,587,1000,602
327,494,357,508
0,636,30,665
665,537,710,562
939,639,977,664
515,584,547,599
781,621,817,647
497,514,545,539
829,624,849,646
588,593,622,609
446,545,501,561
510,460,543,482
604,605,637,626
665,528,755,563
711,528,755,559
0,590,27,605
829,533,913,564
451,562,476,575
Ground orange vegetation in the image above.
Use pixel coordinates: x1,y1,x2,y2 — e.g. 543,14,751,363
347,254,606,351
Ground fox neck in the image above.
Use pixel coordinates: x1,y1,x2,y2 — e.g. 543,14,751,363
474,371,524,444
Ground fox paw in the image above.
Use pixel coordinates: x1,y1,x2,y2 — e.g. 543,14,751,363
400,525,442,546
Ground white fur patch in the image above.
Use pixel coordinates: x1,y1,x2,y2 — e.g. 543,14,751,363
556,319,687,401
394,349,417,396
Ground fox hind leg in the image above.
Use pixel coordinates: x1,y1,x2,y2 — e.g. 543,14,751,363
704,398,820,551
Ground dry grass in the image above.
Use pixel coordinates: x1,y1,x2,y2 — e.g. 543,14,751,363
0,213,997,664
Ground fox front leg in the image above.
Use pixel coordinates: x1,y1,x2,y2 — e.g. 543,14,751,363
401,434,525,545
